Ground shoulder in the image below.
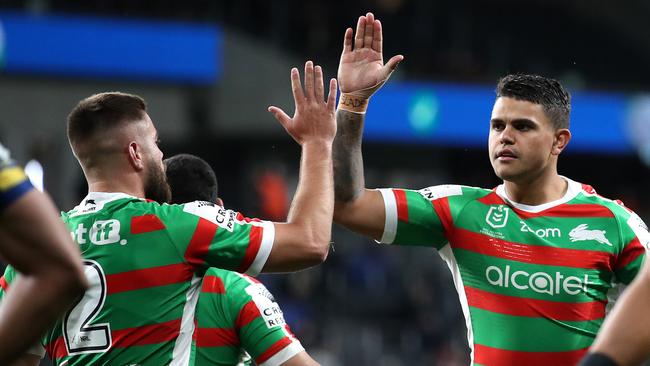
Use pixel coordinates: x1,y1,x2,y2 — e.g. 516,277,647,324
414,184,492,202
574,182,650,243
204,268,259,292
574,182,635,218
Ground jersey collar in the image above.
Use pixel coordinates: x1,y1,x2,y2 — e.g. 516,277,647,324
70,192,143,217
495,176,581,213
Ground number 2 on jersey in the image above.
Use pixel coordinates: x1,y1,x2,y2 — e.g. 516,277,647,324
63,260,112,355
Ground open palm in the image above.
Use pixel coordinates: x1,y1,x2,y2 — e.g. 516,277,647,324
338,13,403,97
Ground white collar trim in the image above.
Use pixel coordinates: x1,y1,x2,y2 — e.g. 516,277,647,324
70,192,142,217
495,176,581,213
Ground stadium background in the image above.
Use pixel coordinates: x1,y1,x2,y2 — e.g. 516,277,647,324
2,1,650,365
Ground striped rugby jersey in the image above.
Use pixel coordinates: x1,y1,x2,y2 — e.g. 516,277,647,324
193,268,303,366
0,142,33,211
1,192,274,365
377,177,649,366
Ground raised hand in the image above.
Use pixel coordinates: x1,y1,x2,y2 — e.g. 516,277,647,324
269,61,338,145
338,12,404,98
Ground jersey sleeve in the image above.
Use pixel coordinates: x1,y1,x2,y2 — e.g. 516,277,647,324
195,269,304,366
166,201,274,277
230,276,304,366
0,143,34,212
377,185,464,249
614,210,649,284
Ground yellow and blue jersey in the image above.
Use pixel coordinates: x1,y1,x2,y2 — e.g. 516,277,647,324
0,143,34,212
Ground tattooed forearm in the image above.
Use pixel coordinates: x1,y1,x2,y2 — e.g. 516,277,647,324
333,109,366,202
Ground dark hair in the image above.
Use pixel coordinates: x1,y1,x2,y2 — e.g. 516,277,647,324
67,92,147,148
496,74,571,129
164,154,218,204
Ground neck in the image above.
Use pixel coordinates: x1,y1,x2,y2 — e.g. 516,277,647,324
502,173,567,206
86,171,145,199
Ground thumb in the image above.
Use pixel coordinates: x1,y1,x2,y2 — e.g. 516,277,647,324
268,106,292,130
381,54,404,79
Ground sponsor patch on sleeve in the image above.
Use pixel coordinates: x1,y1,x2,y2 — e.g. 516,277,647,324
418,185,463,201
245,283,286,329
627,213,650,251
183,201,237,232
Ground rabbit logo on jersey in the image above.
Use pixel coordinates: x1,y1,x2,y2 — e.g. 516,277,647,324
485,265,591,296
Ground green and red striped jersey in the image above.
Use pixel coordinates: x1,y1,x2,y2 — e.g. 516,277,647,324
377,178,649,366
1,192,274,365
193,268,303,366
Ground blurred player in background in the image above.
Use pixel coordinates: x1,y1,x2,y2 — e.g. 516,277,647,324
1,60,337,365
0,142,86,365
332,12,648,365
165,153,319,366
580,259,650,366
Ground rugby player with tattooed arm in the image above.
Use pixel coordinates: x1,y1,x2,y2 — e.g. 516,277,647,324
332,12,648,365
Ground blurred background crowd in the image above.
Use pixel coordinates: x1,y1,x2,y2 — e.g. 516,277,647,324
2,1,650,365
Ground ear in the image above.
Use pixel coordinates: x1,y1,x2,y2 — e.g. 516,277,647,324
127,142,145,171
552,128,571,155
215,197,224,206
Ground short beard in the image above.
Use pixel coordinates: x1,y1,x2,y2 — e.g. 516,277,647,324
144,159,172,204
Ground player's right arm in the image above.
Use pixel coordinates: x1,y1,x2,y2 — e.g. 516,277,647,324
264,61,338,272
280,352,319,366
0,146,87,365
333,13,403,239
175,62,337,274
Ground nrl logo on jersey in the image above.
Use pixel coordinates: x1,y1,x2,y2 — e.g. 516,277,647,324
569,224,612,246
485,205,509,228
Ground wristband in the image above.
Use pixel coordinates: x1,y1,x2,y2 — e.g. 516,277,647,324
578,353,620,366
338,93,369,114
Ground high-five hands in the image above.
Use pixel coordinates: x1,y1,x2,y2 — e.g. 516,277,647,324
269,61,338,145
338,12,404,113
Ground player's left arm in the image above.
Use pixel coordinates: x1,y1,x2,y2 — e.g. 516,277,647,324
0,190,87,364
582,260,650,366
0,268,46,366
7,354,41,366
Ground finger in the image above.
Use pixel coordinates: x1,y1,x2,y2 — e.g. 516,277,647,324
289,67,305,104
326,78,338,111
372,19,382,54
304,61,315,99
384,55,404,74
314,65,324,101
379,55,403,83
268,106,292,130
354,16,365,50
364,12,374,48
342,27,353,54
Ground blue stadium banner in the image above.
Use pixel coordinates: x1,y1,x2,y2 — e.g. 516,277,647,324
366,82,636,154
0,12,221,84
